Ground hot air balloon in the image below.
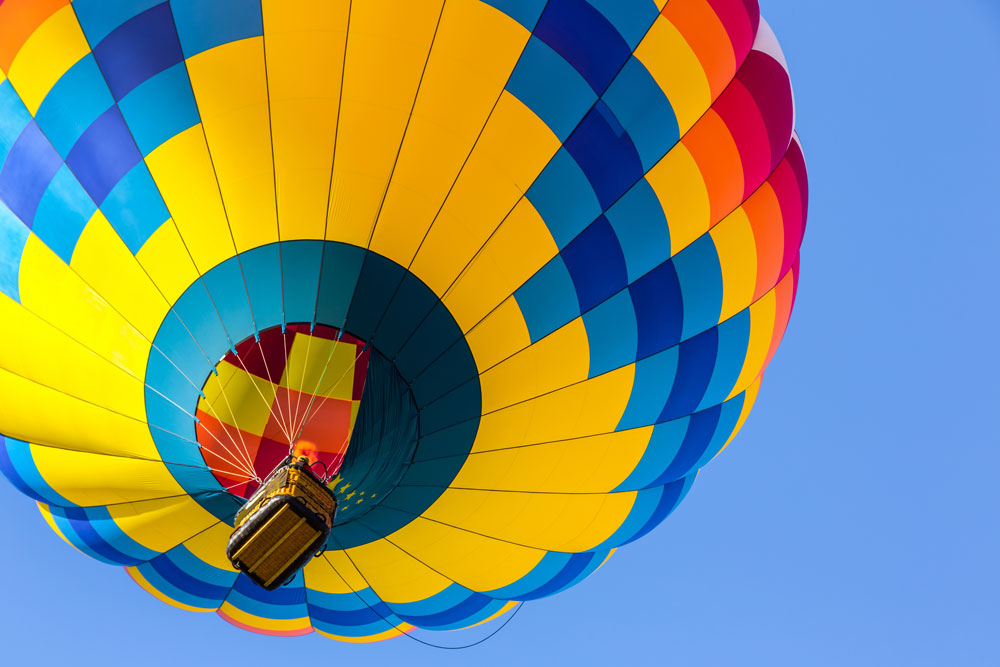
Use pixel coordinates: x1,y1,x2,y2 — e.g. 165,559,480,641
0,0,807,641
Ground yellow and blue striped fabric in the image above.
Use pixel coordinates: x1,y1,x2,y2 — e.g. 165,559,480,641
0,0,808,641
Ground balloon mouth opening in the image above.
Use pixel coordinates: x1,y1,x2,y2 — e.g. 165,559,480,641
194,323,370,499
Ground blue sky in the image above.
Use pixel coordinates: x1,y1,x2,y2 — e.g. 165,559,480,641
1,1,997,664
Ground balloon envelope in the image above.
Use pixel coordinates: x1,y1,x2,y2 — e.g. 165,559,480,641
0,0,807,641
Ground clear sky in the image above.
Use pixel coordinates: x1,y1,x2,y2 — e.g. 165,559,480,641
1,1,997,665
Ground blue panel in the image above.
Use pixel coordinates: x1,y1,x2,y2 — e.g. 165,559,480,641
228,573,308,619
506,37,597,141
674,235,724,340
33,55,115,157
585,0,660,50
135,560,223,609
596,486,663,546
561,215,628,312
0,82,33,162
621,475,694,545
692,395,745,470
615,416,685,490
534,0,632,92
98,162,168,253
0,203,31,301
698,310,752,410
55,507,147,565
526,148,601,248
480,0,548,30
32,166,96,263
152,311,216,390
314,244,364,329
653,405,721,483
514,254,580,343
201,257,255,342
605,178,670,282
170,0,264,57
602,56,680,170
659,327,720,422
394,301,462,382
79,507,160,562
582,289,637,377
384,583,471,618
618,345,678,429
93,2,184,101
395,593,493,628
173,281,235,360
0,438,72,506
281,241,323,323
149,549,235,602
47,511,123,565
629,260,683,359
73,0,166,45
65,107,142,204
517,552,599,600
563,100,644,208
486,551,573,599
0,122,63,225
240,244,284,331
119,63,200,156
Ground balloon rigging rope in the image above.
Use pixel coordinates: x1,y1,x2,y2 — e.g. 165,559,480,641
292,342,369,449
286,333,345,451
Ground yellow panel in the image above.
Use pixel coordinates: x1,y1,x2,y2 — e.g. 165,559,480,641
219,602,312,633
30,444,184,506
369,0,530,268
145,125,236,273
646,143,710,255
726,289,776,400
634,15,711,134
134,220,201,305
181,522,240,572
186,37,277,253
262,0,350,241
450,427,653,493
18,236,150,380
710,207,757,322
282,335,358,399
200,361,277,435
473,364,635,452
5,5,88,113
0,293,144,419
345,538,452,603
443,198,557,332
386,516,545,592
408,91,561,296
127,566,215,612
108,496,219,552
312,551,367,593
424,486,638,552
463,297,530,372
0,368,158,459
326,0,446,249
71,212,171,340
479,318,589,413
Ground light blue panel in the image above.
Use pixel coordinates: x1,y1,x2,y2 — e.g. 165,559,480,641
33,55,115,158
698,310,752,410
526,148,602,248
149,308,216,390
480,0,548,30
385,583,472,618
586,0,660,49
0,81,32,162
144,354,199,422
614,417,689,490
506,37,597,141
601,56,680,170
583,289,637,377
166,544,239,590
674,235,724,340
46,512,120,565
281,241,323,323
32,166,96,263
594,486,664,547
485,552,573,600
171,282,234,361
170,0,264,57
692,394,746,470
617,345,679,429
134,559,223,609
73,0,166,45
100,162,170,253
240,244,284,331
201,259,255,345
119,63,200,156
85,507,160,562
0,203,30,301
605,179,670,282
0,438,73,506
513,255,580,343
